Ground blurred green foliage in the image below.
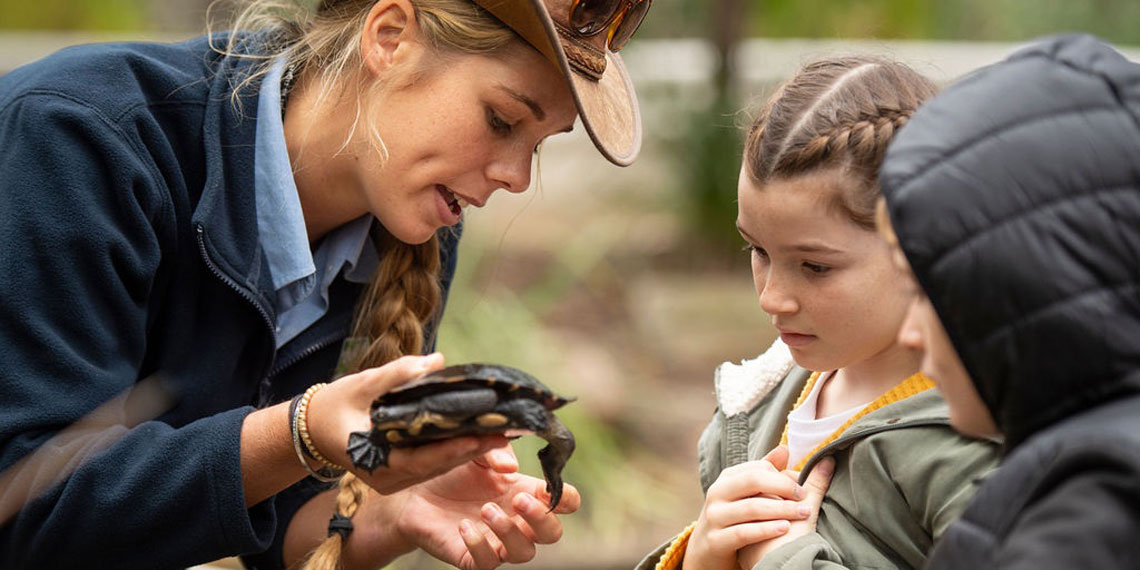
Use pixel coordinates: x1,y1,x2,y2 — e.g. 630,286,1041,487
640,0,1140,44
0,0,149,30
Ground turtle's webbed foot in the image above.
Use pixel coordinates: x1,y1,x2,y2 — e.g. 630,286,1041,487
347,430,390,472
536,417,576,511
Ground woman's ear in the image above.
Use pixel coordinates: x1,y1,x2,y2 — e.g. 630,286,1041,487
361,0,420,77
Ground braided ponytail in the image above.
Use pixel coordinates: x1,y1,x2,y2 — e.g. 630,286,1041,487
744,56,938,228
214,0,521,567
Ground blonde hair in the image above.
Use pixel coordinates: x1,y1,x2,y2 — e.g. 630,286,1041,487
744,56,938,229
210,1,518,568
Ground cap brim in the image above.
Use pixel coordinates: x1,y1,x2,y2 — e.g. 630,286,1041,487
474,0,643,166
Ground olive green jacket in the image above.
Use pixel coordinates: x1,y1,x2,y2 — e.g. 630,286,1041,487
637,342,1000,570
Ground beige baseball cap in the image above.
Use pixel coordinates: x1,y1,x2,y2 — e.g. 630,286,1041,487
471,0,644,166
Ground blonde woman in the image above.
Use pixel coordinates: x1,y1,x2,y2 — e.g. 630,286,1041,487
0,0,651,568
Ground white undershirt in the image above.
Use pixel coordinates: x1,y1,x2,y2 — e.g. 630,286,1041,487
786,372,869,468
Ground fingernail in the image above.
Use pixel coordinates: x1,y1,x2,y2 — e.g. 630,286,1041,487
460,519,476,537
795,485,805,499
482,503,502,521
776,520,791,531
819,457,836,476
798,504,811,517
516,493,537,513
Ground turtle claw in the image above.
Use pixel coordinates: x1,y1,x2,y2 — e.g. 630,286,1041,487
537,417,576,511
347,430,389,472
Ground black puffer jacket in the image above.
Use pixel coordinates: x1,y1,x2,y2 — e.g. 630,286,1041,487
880,35,1140,569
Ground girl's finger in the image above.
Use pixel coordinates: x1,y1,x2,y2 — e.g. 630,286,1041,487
710,496,810,527
708,465,804,502
720,519,792,550
761,445,790,471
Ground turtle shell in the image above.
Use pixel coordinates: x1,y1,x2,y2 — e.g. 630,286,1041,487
374,362,572,412
346,362,577,509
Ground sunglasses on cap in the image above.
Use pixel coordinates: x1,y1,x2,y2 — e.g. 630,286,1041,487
569,0,652,52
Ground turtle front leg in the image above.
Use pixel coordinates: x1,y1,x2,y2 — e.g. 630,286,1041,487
536,416,576,511
347,429,391,472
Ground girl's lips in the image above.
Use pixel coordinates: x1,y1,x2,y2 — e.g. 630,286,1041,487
779,331,816,347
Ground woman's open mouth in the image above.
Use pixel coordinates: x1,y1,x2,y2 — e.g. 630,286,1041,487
435,185,470,224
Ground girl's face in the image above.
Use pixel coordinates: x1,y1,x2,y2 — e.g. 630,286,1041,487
737,166,913,373
359,43,577,244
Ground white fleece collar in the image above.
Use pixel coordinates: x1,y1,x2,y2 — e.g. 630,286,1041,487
714,339,795,416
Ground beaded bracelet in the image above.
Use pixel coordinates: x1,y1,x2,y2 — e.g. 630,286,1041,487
290,383,346,482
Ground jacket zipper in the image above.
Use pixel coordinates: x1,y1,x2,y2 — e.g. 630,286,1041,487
198,224,356,389
267,331,343,379
196,224,276,341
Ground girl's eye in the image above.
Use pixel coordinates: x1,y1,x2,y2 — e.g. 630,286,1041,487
487,108,512,134
804,262,831,275
743,244,769,259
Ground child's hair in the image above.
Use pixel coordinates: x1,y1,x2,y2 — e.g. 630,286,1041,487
744,56,938,229
210,1,518,568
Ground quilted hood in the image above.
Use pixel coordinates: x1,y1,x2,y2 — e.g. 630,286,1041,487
880,35,1140,449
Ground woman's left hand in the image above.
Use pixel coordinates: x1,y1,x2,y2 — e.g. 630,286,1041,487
388,444,580,570
737,456,834,569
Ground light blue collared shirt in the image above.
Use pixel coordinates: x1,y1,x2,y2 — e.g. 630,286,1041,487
255,59,378,348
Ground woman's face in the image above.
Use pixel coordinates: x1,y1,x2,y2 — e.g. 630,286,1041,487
737,167,913,373
357,42,577,244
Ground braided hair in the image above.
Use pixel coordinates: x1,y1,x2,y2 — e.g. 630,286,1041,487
744,56,938,229
216,0,519,568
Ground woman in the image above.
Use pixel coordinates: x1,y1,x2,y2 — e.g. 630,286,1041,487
0,0,650,568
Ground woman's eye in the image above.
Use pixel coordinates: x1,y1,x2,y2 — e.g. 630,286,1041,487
804,262,831,274
487,109,512,134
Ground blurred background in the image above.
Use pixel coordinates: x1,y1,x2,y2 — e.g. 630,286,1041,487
2,1,1137,568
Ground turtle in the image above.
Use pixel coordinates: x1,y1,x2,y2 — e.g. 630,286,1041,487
347,362,576,510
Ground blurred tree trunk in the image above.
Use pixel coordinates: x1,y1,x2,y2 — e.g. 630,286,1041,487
683,0,748,253
712,0,744,97
148,0,234,32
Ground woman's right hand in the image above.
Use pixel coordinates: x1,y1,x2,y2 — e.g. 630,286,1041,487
683,445,809,570
304,353,509,495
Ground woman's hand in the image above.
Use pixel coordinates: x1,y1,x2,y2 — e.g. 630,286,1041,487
305,353,508,494
737,454,834,569
348,444,579,570
683,445,809,570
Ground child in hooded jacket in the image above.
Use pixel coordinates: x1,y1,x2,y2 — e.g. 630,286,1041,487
880,34,1140,570
638,56,1000,570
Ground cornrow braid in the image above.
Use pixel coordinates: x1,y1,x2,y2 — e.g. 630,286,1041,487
744,56,938,229
787,109,914,174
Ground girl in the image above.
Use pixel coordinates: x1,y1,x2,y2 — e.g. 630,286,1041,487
638,56,999,570
0,0,650,568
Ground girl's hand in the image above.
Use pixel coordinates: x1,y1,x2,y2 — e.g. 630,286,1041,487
305,353,509,494
737,456,834,569
386,445,580,570
683,445,809,570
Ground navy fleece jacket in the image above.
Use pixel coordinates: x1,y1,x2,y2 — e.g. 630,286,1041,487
0,35,459,568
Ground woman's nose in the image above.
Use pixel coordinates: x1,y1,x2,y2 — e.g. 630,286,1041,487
487,149,533,195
